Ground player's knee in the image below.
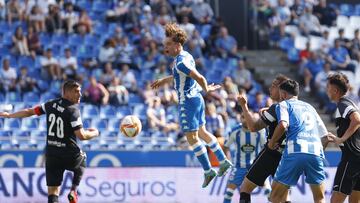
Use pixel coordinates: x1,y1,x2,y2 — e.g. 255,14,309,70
269,191,283,203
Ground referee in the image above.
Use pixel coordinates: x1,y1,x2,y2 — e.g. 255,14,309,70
0,80,99,203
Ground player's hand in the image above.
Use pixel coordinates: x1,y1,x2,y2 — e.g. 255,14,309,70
0,112,10,118
237,94,248,107
151,79,165,89
327,133,343,145
88,128,100,137
206,83,221,92
267,141,279,150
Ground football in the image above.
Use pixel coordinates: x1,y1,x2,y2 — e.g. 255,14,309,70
120,115,142,137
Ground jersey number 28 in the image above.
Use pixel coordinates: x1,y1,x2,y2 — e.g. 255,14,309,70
48,113,64,138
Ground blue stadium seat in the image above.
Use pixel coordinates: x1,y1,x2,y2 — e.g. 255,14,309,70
49,80,62,94
128,94,144,106
132,104,147,120
92,1,110,13
18,56,35,69
0,93,5,102
91,118,108,131
287,47,300,63
23,92,40,104
279,37,294,51
82,118,92,129
13,131,34,149
108,118,121,131
5,92,22,103
77,1,92,12
51,33,68,45
4,118,21,130
340,4,354,16
38,116,47,131
40,92,55,103
0,130,13,149
99,105,117,119
117,106,132,118
82,104,99,118
21,118,39,131
355,4,360,16
0,46,10,56
31,130,47,149
68,34,84,46
84,34,100,46
39,33,52,45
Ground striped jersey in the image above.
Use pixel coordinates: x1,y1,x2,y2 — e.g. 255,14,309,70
276,98,328,157
172,50,202,103
224,124,267,168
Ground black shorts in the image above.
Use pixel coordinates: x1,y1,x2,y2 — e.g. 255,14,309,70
333,160,360,195
45,151,86,186
246,145,282,186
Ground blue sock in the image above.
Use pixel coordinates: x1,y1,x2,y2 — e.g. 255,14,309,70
208,139,226,163
223,187,235,203
191,142,211,172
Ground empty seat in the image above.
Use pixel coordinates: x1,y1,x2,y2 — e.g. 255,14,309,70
4,118,21,130
336,15,349,28
40,92,55,103
5,92,22,103
91,118,108,131
0,130,13,149
340,4,353,16
21,118,39,130
82,105,99,118
294,36,308,50
350,16,360,29
108,118,121,131
99,105,117,118
23,92,40,104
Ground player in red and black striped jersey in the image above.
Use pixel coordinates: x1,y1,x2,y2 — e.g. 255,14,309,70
0,80,99,203
326,73,360,203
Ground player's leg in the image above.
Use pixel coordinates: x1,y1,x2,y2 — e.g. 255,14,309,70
305,155,326,203
68,152,86,203
331,160,353,203
223,168,247,203
46,155,65,203
309,183,326,203
48,186,61,203
349,191,360,203
269,181,289,203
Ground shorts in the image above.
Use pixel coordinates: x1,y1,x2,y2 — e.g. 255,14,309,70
178,95,205,132
227,167,248,186
46,152,86,186
246,145,282,186
274,153,325,186
333,160,360,195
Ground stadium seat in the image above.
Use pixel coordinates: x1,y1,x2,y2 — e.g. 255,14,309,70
132,104,147,120
0,130,13,149
128,94,144,106
39,33,52,45
68,34,84,46
287,47,299,63
18,56,35,69
91,118,108,131
344,27,355,39
107,118,121,131
51,33,68,45
279,37,294,51
4,118,21,130
31,130,47,149
12,131,34,149
23,92,40,104
82,118,92,129
294,36,307,50
117,106,132,118
5,92,22,103
82,104,99,118
284,25,300,36
309,36,322,51
92,1,110,13
38,116,47,131
40,91,55,103
340,4,354,16
21,118,39,131
336,15,349,28
0,93,5,102
99,105,117,119
355,4,360,16
49,80,62,94
349,16,360,29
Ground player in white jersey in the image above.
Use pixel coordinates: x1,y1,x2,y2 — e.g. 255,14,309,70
267,80,331,203
223,112,267,203
151,23,232,188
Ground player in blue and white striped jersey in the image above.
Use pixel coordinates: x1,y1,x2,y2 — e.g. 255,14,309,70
268,80,330,203
223,113,267,203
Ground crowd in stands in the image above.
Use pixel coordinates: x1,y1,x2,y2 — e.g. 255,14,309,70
0,0,271,150
251,0,360,117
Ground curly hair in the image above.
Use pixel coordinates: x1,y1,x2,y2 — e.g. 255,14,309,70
327,72,349,94
164,23,187,45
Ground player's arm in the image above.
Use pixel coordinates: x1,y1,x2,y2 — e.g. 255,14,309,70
0,108,37,118
330,111,360,145
189,69,220,93
74,128,99,140
151,75,173,89
268,102,289,150
237,94,267,132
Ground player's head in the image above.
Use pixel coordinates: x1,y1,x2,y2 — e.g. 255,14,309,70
269,74,289,102
163,23,187,57
279,79,299,100
326,73,349,101
62,80,82,104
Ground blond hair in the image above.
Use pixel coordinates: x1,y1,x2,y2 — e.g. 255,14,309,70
164,23,187,45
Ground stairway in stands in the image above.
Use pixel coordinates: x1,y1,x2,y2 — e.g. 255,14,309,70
240,50,337,146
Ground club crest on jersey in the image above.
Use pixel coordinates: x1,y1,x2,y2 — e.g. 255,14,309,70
241,144,255,153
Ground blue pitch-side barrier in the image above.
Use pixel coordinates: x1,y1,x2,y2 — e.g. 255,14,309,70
0,150,342,168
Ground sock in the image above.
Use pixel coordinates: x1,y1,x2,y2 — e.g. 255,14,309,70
191,141,211,172
48,195,59,203
223,187,235,203
208,138,226,163
240,192,251,203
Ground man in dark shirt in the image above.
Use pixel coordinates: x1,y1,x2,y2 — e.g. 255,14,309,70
237,74,291,203
327,73,360,203
0,80,99,203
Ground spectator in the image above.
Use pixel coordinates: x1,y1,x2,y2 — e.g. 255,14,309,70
40,48,61,80
59,48,77,80
28,5,46,32
0,58,17,92
336,28,351,51
289,0,305,25
12,26,30,56
268,9,285,42
299,5,322,36
303,51,324,92
98,39,116,64
179,15,195,38
276,0,291,24
157,5,176,25
0,0,5,21
108,77,129,106
83,76,109,106
205,102,225,138
233,58,253,91
158,83,178,107
7,0,23,24
45,4,62,33
76,10,92,34
100,62,116,87
149,16,166,43
118,64,137,93
248,92,271,112
187,39,204,70
105,0,131,23
215,26,238,58
17,66,37,93
142,81,156,102
26,25,42,59
191,0,214,24
116,36,135,66
314,62,335,112
154,62,168,80
351,29,360,58
61,2,78,33
313,0,337,27
320,30,332,55
139,5,153,28
328,39,356,73
221,76,239,101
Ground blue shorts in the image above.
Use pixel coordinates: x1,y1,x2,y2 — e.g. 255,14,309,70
227,167,248,186
178,96,205,132
274,153,325,186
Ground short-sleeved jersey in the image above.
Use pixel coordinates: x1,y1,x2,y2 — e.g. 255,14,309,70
224,124,267,168
335,96,360,161
260,104,286,144
276,98,327,157
172,50,202,104
34,98,83,157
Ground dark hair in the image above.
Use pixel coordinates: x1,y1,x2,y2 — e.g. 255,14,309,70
274,74,289,86
164,23,187,45
327,73,349,94
279,79,299,96
62,80,80,93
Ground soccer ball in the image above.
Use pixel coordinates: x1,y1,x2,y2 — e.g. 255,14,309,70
120,115,142,137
